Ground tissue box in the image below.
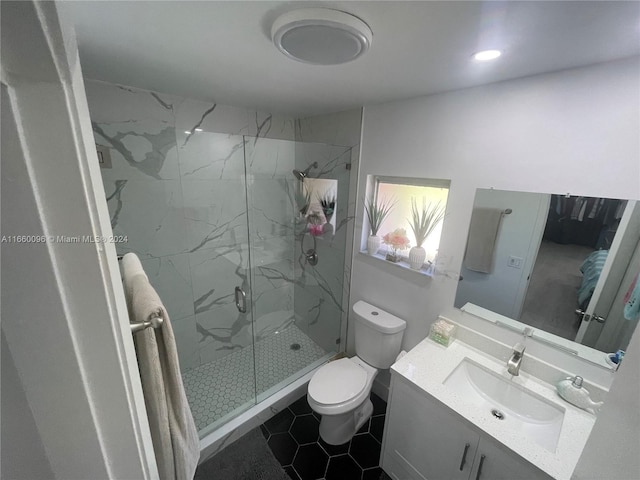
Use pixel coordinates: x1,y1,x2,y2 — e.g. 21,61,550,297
429,319,456,347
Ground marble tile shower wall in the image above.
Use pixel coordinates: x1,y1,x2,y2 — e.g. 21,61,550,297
292,143,353,352
86,80,300,372
294,111,363,354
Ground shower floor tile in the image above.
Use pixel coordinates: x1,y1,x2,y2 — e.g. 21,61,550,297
182,324,328,431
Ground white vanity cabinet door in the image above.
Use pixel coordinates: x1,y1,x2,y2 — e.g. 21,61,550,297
382,373,552,480
470,437,552,480
382,375,479,480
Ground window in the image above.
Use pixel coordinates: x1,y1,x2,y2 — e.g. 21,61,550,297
365,176,450,264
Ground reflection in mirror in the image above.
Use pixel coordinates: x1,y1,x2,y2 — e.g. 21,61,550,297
455,189,640,360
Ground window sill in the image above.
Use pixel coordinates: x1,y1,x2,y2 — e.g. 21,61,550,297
358,250,434,278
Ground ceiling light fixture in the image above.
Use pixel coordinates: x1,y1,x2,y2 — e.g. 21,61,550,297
271,8,372,65
473,50,502,61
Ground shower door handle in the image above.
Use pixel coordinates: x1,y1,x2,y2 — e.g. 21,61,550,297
235,286,247,313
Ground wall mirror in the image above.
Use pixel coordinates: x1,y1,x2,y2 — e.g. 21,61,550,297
455,188,640,362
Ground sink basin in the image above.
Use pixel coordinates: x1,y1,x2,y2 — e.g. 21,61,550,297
444,358,565,452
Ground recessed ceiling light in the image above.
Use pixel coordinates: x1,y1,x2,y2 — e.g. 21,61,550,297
473,50,502,61
271,8,372,65
184,131,191,134
195,128,203,132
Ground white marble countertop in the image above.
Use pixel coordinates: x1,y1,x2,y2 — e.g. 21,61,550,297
391,337,597,480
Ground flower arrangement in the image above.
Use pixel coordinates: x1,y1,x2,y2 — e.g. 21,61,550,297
409,198,445,248
364,197,396,236
383,228,410,262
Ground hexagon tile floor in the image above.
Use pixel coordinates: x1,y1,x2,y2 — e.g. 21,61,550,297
261,392,393,480
183,325,327,430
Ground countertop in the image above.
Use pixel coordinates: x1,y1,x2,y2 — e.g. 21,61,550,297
391,337,597,480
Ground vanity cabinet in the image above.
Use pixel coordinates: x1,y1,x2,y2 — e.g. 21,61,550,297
381,374,551,480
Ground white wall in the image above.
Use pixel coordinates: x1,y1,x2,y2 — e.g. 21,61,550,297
351,55,639,476
351,56,640,354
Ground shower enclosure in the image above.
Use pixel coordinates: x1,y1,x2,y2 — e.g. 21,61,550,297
102,129,353,438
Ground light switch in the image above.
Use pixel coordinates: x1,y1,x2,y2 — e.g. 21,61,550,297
507,255,523,268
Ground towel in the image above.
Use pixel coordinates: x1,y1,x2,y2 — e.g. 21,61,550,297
624,272,640,321
122,252,148,281
123,256,199,480
463,207,504,273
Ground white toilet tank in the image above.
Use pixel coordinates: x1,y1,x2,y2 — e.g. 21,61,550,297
353,301,407,369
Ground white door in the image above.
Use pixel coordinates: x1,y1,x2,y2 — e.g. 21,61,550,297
575,201,640,348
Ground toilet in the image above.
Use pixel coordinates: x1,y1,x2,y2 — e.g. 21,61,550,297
307,300,407,445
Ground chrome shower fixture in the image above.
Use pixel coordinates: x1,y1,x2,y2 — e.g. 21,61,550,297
293,162,318,181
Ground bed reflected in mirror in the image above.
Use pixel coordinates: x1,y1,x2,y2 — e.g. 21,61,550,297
455,189,640,356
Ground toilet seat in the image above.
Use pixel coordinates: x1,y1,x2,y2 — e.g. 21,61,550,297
307,358,374,415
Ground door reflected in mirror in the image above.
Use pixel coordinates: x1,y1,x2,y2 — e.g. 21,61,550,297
455,189,640,356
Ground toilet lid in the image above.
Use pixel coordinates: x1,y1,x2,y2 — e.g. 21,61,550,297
309,358,367,405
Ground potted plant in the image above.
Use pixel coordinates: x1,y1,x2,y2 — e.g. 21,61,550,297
364,197,395,255
383,228,411,262
407,198,445,270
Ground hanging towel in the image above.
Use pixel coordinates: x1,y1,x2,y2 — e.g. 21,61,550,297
463,207,504,274
123,256,199,480
122,252,148,281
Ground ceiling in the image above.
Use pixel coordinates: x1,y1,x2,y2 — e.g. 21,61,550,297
65,1,640,117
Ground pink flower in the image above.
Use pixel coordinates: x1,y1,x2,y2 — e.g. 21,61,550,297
382,228,410,250
309,224,324,236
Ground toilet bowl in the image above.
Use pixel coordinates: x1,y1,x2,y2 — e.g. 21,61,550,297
307,301,406,445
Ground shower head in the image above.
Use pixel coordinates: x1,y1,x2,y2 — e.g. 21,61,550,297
293,162,318,181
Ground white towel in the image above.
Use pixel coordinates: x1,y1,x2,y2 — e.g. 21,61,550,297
463,208,504,273
123,257,199,480
122,252,148,281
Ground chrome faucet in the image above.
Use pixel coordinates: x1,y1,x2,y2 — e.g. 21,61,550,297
507,342,526,376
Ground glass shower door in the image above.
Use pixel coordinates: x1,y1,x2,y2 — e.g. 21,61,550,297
179,132,257,437
244,137,351,402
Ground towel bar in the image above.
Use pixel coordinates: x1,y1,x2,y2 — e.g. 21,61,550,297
131,314,163,334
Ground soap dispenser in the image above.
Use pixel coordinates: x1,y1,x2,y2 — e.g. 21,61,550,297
556,376,603,414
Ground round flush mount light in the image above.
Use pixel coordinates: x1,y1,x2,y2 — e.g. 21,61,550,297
473,49,502,61
271,8,372,65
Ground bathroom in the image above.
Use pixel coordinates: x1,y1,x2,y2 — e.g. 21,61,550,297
1,2,639,480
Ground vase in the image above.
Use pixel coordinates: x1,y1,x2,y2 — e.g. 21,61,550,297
367,235,381,255
409,246,426,270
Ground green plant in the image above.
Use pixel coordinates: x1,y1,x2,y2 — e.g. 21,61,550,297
409,198,445,247
364,196,395,236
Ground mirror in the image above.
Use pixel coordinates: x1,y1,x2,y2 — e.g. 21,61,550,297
455,189,640,360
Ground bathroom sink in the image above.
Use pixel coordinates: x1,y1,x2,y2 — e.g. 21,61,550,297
443,358,565,452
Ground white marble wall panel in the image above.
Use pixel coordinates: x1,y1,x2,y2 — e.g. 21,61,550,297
188,246,249,315
194,304,253,365
182,179,248,253
140,253,194,321
172,315,198,373
179,132,246,180
245,137,295,178
85,80,180,125
247,178,295,242
253,285,295,341
104,179,188,258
